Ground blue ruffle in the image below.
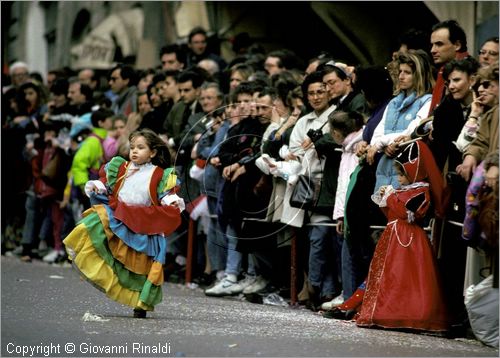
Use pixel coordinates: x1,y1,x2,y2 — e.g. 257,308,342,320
89,193,168,264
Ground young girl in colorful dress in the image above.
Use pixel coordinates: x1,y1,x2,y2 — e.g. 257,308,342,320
355,140,450,332
63,129,185,318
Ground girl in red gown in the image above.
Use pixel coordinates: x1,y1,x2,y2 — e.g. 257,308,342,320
356,140,450,332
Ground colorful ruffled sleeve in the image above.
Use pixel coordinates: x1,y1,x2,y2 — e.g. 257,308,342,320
157,167,179,198
105,156,127,191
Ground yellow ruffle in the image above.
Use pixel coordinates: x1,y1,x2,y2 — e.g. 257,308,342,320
64,224,153,311
93,205,164,285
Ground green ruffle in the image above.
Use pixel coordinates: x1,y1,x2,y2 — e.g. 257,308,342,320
157,167,175,194
106,156,127,190
81,211,163,306
140,280,163,306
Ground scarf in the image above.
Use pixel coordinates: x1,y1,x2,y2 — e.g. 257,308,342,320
384,91,431,134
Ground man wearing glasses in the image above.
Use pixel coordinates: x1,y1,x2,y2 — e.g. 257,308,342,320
3,61,30,94
478,37,499,68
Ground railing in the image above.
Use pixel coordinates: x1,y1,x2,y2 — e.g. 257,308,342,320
184,216,463,304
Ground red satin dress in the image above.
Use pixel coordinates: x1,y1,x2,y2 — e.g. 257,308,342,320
356,184,449,332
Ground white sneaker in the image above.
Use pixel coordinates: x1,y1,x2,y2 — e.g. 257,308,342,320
43,249,63,263
215,270,225,281
204,274,240,297
243,276,269,294
232,274,257,293
321,291,344,310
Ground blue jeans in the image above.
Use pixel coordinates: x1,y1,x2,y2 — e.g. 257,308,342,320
21,190,42,247
225,223,255,277
341,235,357,299
308,222,340,297
207,196,227,272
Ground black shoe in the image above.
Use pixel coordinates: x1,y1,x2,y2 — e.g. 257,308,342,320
133,308,147,318
323,307,356,320
55,253,68,264
193,272,215,287
307,285,322,312
244,292,264,304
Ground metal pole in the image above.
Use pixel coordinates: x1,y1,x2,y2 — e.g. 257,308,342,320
185,218,195,284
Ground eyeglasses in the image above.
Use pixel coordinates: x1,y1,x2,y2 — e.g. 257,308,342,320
478,50,499,57
479,80,492,89
323,80,338,87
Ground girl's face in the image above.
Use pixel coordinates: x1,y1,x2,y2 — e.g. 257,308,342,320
230,71,245,90
447,70,473,102
24,87,38,107
129,135,156,165
113,119,126,137
137,94,152,116
138,74,154,92
398,63,414,91
397,171,410,186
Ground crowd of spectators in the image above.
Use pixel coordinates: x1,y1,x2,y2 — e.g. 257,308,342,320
2,22,499,344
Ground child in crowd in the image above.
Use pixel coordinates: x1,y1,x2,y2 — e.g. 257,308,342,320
329,111,364,234
321,111,364,309
356,140,450,332
20,121,72,263
63,129,185,318
70,108,114,210
103,114,128,161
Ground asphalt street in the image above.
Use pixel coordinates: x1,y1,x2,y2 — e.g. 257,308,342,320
1,255,498,357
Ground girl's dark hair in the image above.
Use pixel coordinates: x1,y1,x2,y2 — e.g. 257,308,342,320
19,80,48,107
91,108,114,127
129,129,172,168
328,111,364,137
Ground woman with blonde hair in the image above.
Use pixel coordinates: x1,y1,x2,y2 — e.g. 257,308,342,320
366,49,435,193
228,63,254,92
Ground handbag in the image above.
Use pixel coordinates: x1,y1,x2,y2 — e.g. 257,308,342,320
41,152,61,181
465,275,499,348
289,175,319,209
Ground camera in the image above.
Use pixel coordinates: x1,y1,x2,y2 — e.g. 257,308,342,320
307,128,323,142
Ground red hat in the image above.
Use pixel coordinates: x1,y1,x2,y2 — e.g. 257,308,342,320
395,140,449,218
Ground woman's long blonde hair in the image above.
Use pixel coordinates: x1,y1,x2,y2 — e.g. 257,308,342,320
396,49,435,97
